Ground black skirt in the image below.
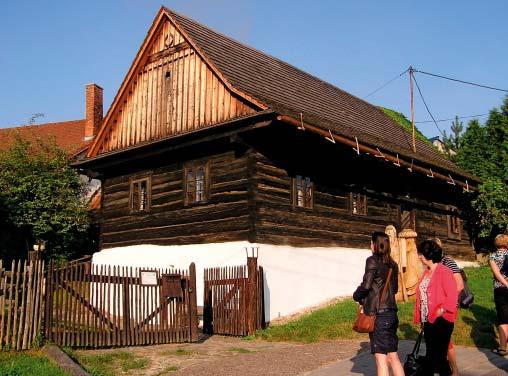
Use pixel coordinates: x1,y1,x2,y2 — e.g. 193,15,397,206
494,287,508,325
369,310,399,354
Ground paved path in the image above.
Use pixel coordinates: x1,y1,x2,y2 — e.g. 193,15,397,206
304,340,508,376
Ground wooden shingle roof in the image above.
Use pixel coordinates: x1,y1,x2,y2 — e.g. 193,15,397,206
164,7,477,183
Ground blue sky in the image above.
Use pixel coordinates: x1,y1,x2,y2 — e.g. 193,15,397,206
1,0,507,138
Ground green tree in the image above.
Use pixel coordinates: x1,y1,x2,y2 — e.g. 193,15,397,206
455,119,491,179
0,135,93,260
443,115,464,159
456,96,508,239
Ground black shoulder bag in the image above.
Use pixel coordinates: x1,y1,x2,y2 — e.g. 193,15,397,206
459,269,474,308
404,330,425,376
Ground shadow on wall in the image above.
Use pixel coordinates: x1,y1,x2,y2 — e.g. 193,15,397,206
263,269,271,324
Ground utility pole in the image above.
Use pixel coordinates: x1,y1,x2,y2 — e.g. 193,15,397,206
409,66,416,153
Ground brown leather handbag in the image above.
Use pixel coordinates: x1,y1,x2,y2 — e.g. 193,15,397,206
353,268,392,333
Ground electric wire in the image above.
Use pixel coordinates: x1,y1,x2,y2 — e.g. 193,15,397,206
415,113,488,124
411,75,445,138
413,69,508,93
363,68,409,99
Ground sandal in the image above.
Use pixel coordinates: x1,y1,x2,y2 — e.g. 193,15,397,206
491,348,508,356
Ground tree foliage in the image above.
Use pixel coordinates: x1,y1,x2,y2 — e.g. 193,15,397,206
442,116,464,160
456,96,508,239
0,135,93,260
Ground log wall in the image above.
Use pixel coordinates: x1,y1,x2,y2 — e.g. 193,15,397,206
100,145,251,248
99,126,474,259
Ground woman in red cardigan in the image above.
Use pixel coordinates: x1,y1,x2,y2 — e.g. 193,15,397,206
414,240,459,376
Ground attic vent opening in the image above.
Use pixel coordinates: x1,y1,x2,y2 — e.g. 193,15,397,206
165,71,171,78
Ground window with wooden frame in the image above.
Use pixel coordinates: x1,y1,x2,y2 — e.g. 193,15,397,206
130,176,151,213
184,162,209,205
349,192,367,215
447,207,461,239
399,207,416,230
292,175,313,209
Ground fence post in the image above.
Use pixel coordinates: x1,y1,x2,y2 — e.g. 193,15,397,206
122,272,130,346
246,257,258,335
188,263,198,342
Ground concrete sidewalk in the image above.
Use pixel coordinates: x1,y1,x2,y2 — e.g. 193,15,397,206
304,340,508,376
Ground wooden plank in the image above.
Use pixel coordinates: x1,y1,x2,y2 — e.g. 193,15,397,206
211,74,218,124
5,262,13,347
33,261,44,345
74,263,82,347
188,52,196,130
0,265,6,348
12,260,22,350
199,60,206,125
45,261,54,343
66,263,75,347
25,261,35,349
217,80,225,123
188,263,198,342
15,260,29,350
130,266,136,346
121,267,128,346
193,56,201,128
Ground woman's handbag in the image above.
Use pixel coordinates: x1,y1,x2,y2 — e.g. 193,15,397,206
404,330,425,376
353,268,393,333
459,269,474,308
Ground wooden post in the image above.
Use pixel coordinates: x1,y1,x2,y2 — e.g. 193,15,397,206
188,263,198,342
122,270,130,346
246,257,258,335
44,260,54,341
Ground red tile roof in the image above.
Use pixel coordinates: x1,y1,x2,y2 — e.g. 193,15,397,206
0,119,91,156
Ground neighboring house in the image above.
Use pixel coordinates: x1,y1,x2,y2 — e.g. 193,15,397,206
0,83,103,208
75,7,480,321
429,136,457,157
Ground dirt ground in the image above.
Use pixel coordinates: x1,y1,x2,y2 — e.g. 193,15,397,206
74,335,367,376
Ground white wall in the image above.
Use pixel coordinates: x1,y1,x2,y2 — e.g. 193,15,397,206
92,241,370,322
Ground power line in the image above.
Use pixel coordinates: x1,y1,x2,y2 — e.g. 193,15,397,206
411,75,445,138
415,113,489,124
413,69,508,93
363,68,409,99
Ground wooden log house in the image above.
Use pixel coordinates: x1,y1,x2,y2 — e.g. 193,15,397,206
75,7,480,320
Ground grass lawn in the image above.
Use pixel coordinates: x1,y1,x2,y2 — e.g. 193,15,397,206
256,266,498,348
0,350,70,376
64,349,150,376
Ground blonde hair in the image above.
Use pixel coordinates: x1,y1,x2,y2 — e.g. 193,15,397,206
494,234,508,250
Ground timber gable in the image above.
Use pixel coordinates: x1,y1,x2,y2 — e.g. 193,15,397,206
89,12,260,157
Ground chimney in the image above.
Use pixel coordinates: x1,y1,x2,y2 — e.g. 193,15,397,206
84,83,103,141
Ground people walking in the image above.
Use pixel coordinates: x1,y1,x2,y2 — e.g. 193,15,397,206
489,234,508,356
414,239,459,375
353,232,404,376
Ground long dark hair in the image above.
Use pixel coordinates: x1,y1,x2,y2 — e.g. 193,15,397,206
371,231,392,265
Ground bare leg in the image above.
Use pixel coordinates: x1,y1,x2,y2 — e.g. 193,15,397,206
499,324,508,350
374,353,389,376
387,351,405,376
448,347,459,376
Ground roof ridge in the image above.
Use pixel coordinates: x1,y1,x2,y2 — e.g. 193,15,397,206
0,119,85,131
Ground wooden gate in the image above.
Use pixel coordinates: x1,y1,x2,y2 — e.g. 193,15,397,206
45,261,198,347
0,260,45,350
203,257,264,336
